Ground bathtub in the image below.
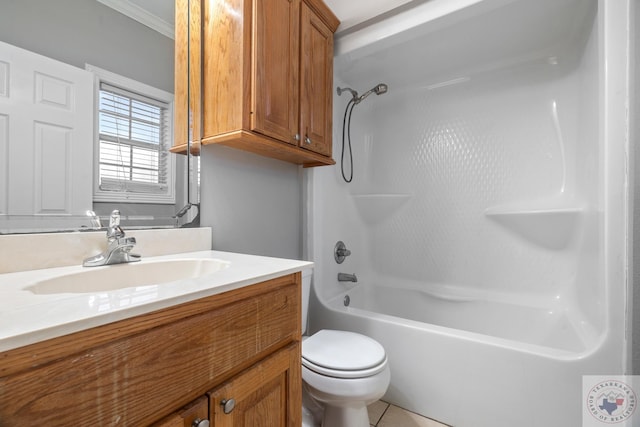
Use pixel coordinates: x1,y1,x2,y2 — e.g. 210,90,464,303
311,280,618,427
305,0,633,426
332,281,596,354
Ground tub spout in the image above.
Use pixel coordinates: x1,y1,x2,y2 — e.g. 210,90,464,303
338,273,358,282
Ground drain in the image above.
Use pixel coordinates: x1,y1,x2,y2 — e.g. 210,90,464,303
344,295,350,306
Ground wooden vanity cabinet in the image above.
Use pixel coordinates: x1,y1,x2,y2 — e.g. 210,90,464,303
153,396,209,427
208,343,300,426
172,0,339,167
0,273,302,426
158,343,300,427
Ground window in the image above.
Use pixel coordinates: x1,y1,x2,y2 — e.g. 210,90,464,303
88,65,175,204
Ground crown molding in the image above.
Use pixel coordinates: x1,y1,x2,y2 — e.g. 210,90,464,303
97,0,174,39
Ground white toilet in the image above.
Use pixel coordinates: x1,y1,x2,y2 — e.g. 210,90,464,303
301,269,390,427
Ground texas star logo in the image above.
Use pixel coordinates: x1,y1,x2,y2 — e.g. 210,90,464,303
587,380,637,424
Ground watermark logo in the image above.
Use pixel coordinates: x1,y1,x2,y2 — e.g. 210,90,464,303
584,376,638,426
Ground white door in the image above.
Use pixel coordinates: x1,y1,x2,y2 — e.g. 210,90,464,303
0,41,93,228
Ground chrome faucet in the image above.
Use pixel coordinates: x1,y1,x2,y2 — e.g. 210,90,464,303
338,273,358,282
83,210,141,267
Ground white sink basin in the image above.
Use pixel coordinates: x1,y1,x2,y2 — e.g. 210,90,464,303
25,258,230,294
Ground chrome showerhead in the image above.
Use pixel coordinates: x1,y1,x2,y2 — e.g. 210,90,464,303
354,83,388,104
373,83,388,95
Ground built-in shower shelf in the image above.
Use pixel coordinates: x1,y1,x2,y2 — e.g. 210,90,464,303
485,205,583,249
352,193,412,224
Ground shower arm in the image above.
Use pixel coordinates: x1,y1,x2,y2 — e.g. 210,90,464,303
337,86,359,103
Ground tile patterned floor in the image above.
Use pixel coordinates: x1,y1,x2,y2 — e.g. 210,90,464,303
368,401,451,427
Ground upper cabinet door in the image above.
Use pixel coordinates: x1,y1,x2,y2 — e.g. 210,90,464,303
299,2,333,157
251,0,300,146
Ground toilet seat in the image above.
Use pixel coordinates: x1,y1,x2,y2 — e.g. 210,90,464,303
302,330,388,379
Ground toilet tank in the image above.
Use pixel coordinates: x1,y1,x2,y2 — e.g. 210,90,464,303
301,268,312,335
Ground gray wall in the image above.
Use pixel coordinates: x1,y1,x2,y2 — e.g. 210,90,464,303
200,145,303,260
0,0,174,93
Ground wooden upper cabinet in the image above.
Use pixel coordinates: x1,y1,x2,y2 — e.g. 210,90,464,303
252,0,300,145
299,1,333,157
173,0,339,167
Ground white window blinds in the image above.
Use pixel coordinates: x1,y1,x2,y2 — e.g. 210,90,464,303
98,82,171,196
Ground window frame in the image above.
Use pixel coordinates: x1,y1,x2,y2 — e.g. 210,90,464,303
87,64,176,204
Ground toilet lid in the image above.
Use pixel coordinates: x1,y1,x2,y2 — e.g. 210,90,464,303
302,330,386,374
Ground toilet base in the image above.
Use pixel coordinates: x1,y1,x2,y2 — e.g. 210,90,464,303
322,404,370,427
302,360,390,427
302,405,320,427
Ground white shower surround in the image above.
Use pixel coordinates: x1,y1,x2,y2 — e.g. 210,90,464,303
306,0,633,426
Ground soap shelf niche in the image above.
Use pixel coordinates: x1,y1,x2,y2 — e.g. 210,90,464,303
351,193,412,224
484,203,584,250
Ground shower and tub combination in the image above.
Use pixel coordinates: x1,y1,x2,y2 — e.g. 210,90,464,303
305,0,634,426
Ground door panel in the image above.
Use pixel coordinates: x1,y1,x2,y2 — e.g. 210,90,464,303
251,0,299,145
0,41,93,223
299,3,332,156
208,343,301,427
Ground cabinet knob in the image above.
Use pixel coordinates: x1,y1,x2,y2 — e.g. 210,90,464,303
192,418,210,427
294,134,300,141
221,398,236,414
304,136,311,145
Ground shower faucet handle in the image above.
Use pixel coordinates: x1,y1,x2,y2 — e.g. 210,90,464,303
334,241,351,264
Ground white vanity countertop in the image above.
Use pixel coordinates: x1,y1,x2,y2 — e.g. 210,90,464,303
0,250,313,352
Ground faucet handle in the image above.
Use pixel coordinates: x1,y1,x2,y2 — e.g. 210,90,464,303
334,241,352,264
107,210,125,241
109,210,121,228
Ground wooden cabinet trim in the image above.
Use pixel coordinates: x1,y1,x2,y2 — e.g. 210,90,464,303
201,130,335,166
174,0,188,150
174,0,202,151
303,0,340,32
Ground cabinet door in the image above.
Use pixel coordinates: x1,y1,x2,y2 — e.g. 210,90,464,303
251,0,300,145
208,343,301,427
152,396,209,427
299,2,333,157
